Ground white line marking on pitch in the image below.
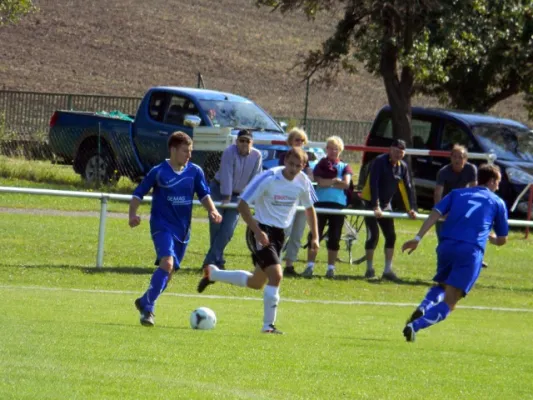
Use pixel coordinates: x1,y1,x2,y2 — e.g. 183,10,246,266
1,284,532,313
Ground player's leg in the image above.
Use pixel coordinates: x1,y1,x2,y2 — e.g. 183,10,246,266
261,263,283,334
364,216,380,278
135,231,177,326
404,242,482,341
197,225,258,293
407,284,446,323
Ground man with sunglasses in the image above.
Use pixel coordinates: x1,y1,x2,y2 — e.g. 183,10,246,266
201,129,263,270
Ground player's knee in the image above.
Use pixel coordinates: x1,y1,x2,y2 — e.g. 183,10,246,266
159,257,173,272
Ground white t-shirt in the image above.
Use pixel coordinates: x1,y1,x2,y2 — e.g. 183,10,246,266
240,166,317,229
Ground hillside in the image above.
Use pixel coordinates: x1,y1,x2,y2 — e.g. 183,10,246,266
0,0,529,124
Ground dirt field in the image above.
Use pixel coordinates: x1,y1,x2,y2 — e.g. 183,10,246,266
0,0,529,124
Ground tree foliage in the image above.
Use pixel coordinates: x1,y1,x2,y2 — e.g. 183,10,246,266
0,0,36,26
257,0,533,140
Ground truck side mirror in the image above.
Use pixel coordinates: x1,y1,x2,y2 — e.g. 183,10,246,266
279,121,288,132
184,115,202,128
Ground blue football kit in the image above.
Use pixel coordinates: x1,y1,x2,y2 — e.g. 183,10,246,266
134,160,210,313
406,186,509,339
433,186,509,294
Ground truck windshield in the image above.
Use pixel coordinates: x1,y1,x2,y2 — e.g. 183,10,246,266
199,99,283,133
474,124,533,162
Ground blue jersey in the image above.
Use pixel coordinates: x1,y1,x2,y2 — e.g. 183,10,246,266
132,160,210,243
434,186,509,251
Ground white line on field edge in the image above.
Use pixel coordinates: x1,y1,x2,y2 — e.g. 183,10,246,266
1,284,532,313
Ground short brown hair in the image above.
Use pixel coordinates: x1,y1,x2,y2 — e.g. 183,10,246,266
285,147,308,166
477,164,501,185
168,131,192,150
451,144,468,158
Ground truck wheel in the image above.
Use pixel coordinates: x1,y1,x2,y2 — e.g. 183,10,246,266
81,148,119,184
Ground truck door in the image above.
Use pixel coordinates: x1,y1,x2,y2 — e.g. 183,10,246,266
135,92,199,169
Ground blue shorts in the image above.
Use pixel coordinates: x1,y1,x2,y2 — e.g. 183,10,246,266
151,230,188,269
434,240,484,295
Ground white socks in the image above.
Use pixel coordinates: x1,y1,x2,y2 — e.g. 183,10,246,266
263,285,280,329
209,266,252,287
327,264,335,272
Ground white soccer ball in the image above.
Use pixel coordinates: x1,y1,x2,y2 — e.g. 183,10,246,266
190,307,217,330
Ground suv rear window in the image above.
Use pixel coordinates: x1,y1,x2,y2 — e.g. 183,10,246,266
374,116,432,149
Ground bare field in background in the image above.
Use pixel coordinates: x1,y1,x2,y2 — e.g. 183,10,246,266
0,0,530,124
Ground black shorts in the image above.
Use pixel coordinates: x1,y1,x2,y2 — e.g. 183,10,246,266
245,223,285,269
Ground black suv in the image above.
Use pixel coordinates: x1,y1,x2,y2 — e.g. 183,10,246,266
359,106,533,215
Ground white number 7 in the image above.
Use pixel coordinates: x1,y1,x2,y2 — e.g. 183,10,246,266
465,200,482,218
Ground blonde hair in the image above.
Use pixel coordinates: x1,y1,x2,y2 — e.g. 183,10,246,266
326,135,344,153
287,128,308,146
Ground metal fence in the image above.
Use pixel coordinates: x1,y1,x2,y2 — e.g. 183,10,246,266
0,89,370,163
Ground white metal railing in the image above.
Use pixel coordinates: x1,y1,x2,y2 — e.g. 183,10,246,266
1,186,532,268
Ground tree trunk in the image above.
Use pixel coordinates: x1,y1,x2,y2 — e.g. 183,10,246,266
380,42,413,146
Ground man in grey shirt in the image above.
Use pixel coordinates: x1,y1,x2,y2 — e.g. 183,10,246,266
202,129,263,269
434,144,477,204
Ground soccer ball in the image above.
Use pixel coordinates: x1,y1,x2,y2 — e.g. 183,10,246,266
190,307,217,330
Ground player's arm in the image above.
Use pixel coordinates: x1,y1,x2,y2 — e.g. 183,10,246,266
401,209,442,254
489,232,507,246
201,195,222,223
129,168,157,228
237,199,269,246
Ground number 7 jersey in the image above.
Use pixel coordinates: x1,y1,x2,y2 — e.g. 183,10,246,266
435,186,509,251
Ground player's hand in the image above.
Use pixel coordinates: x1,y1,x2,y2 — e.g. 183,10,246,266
210,210,222,224
309,238,320,251
408,210,417,219
255,230,270,247
373,207,383,218
402,239,419,255
129,215,141,228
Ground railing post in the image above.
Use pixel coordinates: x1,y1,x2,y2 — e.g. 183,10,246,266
96,196,108,268
526,185,533,239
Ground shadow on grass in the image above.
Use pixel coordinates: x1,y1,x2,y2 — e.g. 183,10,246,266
0,263,205,277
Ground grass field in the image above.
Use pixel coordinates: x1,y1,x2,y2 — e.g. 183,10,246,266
1,189,533,399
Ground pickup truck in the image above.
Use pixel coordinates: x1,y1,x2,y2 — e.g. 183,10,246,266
49,86,324,183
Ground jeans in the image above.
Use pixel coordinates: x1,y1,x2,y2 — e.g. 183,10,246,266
283,210,307,262
202,181,240,268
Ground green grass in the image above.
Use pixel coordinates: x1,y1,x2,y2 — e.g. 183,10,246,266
1,195,533,399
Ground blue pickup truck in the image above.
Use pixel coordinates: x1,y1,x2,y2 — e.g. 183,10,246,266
49,86,324,183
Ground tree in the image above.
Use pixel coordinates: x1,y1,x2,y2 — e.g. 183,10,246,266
412,1,533,118
257,0,461,144
0,0,36,26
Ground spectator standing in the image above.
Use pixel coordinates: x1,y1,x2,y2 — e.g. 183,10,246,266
202,129,262,270
279,128,314,276
360,139,417,282
434,144,477,237
303,136,353,278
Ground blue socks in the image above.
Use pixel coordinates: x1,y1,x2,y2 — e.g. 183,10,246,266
412,301,450,332
418,286,445,312
140,268,170,313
